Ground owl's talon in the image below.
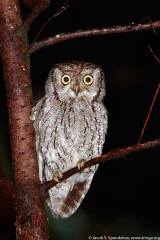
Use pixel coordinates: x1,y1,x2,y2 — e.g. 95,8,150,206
77,159,91,173
77,159,86,170
82,167,90,173
56,183,62,188
53,171,63,182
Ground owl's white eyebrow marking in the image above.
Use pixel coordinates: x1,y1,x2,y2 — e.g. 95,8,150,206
61,69,73,73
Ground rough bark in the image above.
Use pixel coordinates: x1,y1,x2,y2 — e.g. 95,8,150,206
0,0,48,239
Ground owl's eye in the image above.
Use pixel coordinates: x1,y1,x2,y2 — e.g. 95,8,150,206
61,75,71,85
83,75,93,85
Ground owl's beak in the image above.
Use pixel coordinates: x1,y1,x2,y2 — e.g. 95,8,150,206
73,86,80,96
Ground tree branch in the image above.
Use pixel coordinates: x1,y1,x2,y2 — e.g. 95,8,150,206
30,20,160,53
22,0,52,32
40,138,160,196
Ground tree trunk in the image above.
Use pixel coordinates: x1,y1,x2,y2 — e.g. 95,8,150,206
0,0,48,239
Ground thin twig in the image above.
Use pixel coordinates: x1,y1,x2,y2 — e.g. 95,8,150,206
138,81,160,144
148,17,157,35
138,82,160,144
30,20,160,53
30,0,69,48
53,0,69,18
138,17,157,35
138,46,160,144
40,138,160,195
148,45,160,64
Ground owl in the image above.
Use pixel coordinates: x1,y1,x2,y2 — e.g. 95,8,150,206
30,61,108,218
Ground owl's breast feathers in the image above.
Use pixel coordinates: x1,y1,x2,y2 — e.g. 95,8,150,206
31,97,107,218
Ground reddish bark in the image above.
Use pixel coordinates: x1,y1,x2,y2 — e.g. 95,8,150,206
0,0,48,239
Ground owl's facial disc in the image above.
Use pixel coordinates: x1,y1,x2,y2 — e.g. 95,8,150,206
47,64,105,102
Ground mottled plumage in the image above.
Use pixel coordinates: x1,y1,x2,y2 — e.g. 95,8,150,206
31,61,108,218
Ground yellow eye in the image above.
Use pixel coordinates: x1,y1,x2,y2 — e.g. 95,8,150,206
83,75,93,85
61,75,71,85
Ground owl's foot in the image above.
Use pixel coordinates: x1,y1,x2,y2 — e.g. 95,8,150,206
55,182,62,188
77,159,90,173
77,159,86,169
53,170,63,182
82,167,90,173
53,171,63,189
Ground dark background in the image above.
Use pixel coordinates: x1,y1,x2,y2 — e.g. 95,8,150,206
0,0,160,239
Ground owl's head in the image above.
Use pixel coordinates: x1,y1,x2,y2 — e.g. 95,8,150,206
45,61,106,103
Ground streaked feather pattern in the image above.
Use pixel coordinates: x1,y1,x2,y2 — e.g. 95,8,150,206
31,61,107,218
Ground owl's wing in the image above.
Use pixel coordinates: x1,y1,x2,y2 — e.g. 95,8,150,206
30,97,46,182
47,165,98,218
30,98,45,121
